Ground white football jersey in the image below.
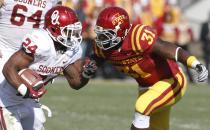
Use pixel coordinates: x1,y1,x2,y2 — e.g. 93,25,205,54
25,29,83,82
0,0,61,50
0,29,82,107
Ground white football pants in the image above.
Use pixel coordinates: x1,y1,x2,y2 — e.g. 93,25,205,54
0,100,46,130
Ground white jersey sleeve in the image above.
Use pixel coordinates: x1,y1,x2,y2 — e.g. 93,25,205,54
64,45,83,68
21,29,54,60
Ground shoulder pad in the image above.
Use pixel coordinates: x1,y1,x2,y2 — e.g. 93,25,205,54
21,29,54,56
130,24,157,53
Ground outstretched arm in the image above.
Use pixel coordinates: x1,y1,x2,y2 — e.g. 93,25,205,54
151,38,208,82
152,38,190,64
63,52,101,90
63,59,90,90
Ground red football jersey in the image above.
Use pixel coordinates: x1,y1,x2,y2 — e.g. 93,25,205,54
93,24,180,87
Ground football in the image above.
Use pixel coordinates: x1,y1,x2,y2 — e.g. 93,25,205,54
18,68,43,91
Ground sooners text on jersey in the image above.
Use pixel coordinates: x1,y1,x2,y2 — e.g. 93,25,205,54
22,29,82,83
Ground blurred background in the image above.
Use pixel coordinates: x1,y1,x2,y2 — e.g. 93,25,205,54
60,0,210,83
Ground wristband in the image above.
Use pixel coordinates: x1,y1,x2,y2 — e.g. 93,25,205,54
17,84,28,96
187,56,200,68
175,47,181,62
82,71,92,79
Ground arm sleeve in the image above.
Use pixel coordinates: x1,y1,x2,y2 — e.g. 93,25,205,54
21,30,52,59
63,45,83,69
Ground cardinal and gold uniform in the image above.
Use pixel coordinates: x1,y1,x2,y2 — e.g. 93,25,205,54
93,24,187,130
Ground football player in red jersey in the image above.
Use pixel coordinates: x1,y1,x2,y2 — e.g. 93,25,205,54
83,7,208,130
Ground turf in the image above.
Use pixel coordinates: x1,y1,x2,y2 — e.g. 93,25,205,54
41,78,210,130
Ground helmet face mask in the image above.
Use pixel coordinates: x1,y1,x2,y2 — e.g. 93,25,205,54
57,22,82,49
94,25,121,50
44,6,82,50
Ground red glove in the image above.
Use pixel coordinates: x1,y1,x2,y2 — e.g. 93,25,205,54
27,86,46,99
18,83,47,99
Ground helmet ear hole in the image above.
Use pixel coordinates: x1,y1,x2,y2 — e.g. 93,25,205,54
48,26,58,37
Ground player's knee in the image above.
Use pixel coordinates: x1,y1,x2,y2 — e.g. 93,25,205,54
132,112,150,129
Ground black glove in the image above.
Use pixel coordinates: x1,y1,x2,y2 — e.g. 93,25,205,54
82,58,97,78
195,64,208,82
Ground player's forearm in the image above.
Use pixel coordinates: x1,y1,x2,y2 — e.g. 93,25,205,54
153,38,196,67
3,50,33,90
64,60,90,90
3,59,22,89
64,74,89,90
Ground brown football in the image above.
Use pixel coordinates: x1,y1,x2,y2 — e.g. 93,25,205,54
18,68,43,90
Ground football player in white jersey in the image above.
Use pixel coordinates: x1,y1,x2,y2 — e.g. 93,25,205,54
0,0,61,83
0,6,93,130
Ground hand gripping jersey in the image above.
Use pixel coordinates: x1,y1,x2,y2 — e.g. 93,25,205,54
0,0,60,50
0,29,82,107
93,24,180,87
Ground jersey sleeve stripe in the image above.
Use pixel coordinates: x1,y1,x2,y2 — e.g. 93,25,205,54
135,25,146,52
131,25,141,52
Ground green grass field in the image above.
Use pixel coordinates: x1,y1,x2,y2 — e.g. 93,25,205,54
41,79,210,130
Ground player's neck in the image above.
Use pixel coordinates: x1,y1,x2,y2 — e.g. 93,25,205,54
109,42,122,51
54,42,67,54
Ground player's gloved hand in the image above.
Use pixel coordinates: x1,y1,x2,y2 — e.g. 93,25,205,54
82,58,97,78
195,64,208,82
17,83,47,99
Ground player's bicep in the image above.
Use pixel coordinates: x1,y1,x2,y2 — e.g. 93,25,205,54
3,49,34,89
4,49,34,72
152,38,178,59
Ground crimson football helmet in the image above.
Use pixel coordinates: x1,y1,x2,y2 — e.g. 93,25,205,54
44,6,82,50
94,6,131,50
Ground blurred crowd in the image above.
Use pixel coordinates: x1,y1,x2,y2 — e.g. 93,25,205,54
62,0,210,82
